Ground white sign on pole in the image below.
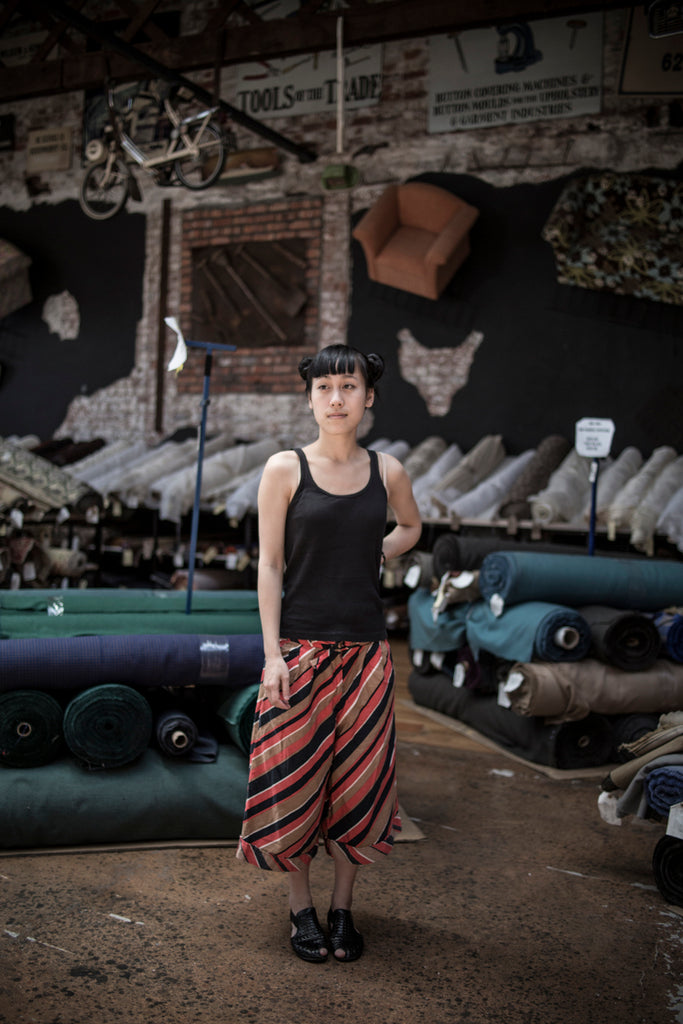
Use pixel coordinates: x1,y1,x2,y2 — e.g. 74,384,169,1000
428,12,603,134
575,417,615,459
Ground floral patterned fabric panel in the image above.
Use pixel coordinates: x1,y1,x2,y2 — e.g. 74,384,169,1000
542,173,683,306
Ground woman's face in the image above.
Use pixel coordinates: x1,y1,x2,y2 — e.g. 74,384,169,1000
308,369,374,431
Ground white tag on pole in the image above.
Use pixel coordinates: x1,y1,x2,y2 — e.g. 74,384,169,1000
575,417,615,459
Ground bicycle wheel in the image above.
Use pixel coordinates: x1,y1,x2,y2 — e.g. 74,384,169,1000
174,122,226,189
79,158,130,220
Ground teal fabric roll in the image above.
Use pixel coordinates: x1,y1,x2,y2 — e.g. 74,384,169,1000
407,588,469,653
63,684,153,768
0,690,63,768
2,744,249,849
0,588,261,639
465,600,592,663
213,683,261,755
479,552,683,613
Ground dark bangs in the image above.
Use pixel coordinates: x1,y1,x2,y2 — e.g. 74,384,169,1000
306,345,368,386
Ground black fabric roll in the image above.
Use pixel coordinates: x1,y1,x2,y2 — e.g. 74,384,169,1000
63,684,153,769
155,709,200,757
408,668,558,766
608,713,661,762
580,605,661,672
0,690,63,768
552,715,615,771
432,532,591,577
408,668,614,769
652,835,683,908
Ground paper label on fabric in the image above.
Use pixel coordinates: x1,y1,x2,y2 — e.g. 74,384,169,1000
47,597,65,616
490,594,504,617
667,801,683,840
198,638,231,680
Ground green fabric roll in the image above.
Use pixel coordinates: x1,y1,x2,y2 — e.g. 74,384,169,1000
63,684,153,768
0,589,261,639
214,683,261,755
2,745,249,849
0,690,63,768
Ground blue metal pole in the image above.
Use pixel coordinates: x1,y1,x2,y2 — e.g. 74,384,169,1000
184,340,236,614
588,458,600,556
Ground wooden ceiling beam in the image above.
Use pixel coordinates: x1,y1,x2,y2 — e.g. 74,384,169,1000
0,0,627,103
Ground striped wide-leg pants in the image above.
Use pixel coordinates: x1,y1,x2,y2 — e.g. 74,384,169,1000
237,638,401,871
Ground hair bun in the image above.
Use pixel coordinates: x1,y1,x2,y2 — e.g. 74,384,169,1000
366,352,385,385
298,356,314,382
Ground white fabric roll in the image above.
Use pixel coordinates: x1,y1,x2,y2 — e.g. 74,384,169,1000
606,445,678,539
630,455,683,555
656,485,683,555
448,450,536,520
530,448,593,524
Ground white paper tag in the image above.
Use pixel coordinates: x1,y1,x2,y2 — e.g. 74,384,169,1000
666,801,683,840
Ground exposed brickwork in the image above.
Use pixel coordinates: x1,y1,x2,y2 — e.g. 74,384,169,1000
176,198,323,396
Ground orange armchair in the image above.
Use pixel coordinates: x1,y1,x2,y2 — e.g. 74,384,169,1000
352,182,479,300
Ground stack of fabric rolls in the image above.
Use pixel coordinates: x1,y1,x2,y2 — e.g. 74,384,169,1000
597,711,683,908
407,541,683,771
0,628,265,850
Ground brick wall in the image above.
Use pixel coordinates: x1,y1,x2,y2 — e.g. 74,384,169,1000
1,9,682,445
176,198,322,395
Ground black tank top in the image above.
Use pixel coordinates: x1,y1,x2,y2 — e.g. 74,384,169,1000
279,448,388,642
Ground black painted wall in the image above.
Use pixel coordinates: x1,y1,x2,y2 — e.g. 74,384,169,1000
349,170,683,456
0,201,144,439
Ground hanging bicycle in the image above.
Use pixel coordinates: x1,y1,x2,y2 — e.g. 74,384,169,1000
80,81,234,220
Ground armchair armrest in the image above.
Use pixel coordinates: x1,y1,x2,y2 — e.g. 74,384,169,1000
426,202,479,267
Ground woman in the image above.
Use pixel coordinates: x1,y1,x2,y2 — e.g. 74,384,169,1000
237,343,421,963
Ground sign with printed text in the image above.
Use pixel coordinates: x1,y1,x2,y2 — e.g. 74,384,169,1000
428,13,603,133
26,127,72,173
575,418,615,459
619,6,683,95
234,44,382,120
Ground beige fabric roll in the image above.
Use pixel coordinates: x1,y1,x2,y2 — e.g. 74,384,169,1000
401,436,448,481
433,434,506,497
657,485,683,555
502,658,683,723
606,445,678,539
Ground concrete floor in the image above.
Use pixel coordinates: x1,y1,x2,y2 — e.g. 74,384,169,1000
1,644,683,1024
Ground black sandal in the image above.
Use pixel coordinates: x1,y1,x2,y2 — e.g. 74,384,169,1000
290,907,328,963
327,907,364,962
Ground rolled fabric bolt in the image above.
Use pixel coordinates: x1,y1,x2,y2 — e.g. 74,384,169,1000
0,689,64,768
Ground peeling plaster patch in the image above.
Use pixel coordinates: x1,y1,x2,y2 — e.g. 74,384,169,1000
397,327,483,417
42,290,80,340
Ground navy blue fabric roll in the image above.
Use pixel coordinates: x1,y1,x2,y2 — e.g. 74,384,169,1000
655,611,683,663
479,552,683,613
646,766,683,817
0,690,63,768
466,600,592,663
155,709,199,757
63,684,153,769
0,633,264,693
